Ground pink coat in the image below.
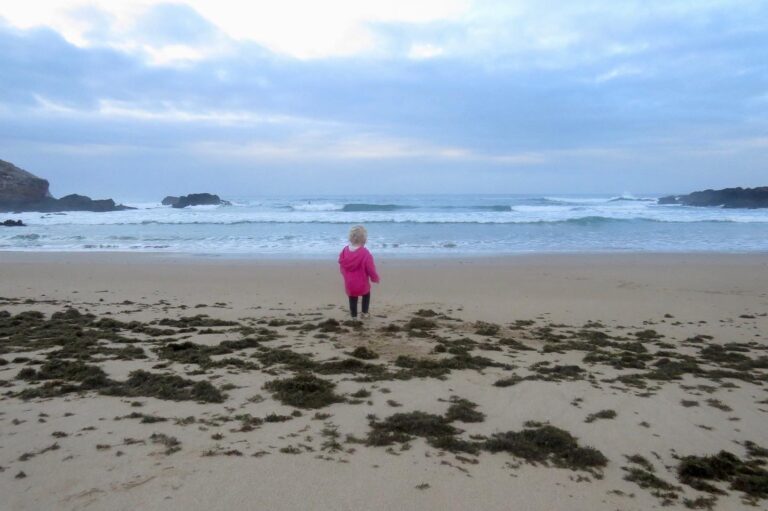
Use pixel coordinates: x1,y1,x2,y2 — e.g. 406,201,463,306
338,246,380,297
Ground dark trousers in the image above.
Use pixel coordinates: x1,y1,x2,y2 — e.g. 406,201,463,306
348,293,370,317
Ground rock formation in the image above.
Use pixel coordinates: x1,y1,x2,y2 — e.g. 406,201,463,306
2,219,25,226
658,187,768,209
0,159,50,204
163,193,231,208
0,159,133,212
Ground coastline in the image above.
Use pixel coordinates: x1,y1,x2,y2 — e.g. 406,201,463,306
2,251,766,324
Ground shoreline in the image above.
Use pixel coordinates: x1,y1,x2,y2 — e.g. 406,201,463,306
2,249,768,261
2,251,766,326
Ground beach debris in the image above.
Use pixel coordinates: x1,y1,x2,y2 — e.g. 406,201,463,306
474,321,501,336
347,346,379,359
150,433,181,455
445,397,485,423
678,450,768,500
263,373,344,409
483,424,607,472
584,409,617,423
622,454,680,505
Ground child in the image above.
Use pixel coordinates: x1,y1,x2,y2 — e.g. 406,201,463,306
338,225,380,319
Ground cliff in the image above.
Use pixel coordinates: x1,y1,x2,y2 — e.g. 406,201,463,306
0,159,133,212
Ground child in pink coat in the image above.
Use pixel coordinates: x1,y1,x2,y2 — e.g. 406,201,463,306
338,225,380,319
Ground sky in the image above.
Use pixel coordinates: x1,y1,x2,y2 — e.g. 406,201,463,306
0,0,766,199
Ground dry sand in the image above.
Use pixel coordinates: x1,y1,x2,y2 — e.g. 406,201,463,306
1,252,767,510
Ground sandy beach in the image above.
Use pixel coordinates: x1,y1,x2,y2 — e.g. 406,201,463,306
1,252,767,510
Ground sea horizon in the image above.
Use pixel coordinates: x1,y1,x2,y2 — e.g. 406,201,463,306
3,193,767,256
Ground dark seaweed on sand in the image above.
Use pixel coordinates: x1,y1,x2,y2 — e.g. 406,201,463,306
622,454,681,503
678,450,768,499
157,315,238,328
427,434,481,455
494,374,524,387
584,409,617,423
405,317,437,331
445,398,485,423
393,354,508,380
263,373,344,409
15,356,225,402
154,341,258,369
253,347,316,370
483,424,607,471
474,321,501,336
347,346,379,360
150,433,181,455
314,358,388,376
254,346,387,376
529,363,586,382
17,359,109,385
0,308,144,359
101,370,226,403
366,412,458,446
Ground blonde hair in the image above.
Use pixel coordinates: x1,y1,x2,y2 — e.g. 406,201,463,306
348,225,368,246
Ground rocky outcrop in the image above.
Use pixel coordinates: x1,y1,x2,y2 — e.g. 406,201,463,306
0,159,51,204
2,219,25,226
0,159,133,212
2,194,134,213
164,193,231,208
659,187,768,209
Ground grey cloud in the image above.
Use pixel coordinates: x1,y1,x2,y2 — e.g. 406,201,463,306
0,1,766,197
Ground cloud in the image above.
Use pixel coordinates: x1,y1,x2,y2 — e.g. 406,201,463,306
407,43,444,60
0,0,470,59
0,1,766,196
193,134,545,164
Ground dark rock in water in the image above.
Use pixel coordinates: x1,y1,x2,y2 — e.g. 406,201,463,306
4,195,134,213
659,187,768,209
608,197,654,202
161,196,180,206
55,194,132,212
2,219,25,226
0,158,133,212
170,193,231,208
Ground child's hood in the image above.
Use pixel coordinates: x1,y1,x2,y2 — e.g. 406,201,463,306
339,246,368,271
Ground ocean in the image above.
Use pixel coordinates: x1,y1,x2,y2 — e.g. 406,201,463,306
2,194,768,256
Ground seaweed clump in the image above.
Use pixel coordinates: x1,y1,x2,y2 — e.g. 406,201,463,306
405,317,437,331
678,450,768,499
18,359,108,385
484,424,607,471
445,398,485,423
366,412,458,446
494,374,524,387
393,354,507,380
16,360,111,398
530,363,586,382
154,341,257,369
474,321,501,336
623,454,681,504
17,361,225,403
348,346,379,360
263,373,344,409
157,315,238,328
102,370,226,403
584,409,617,423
